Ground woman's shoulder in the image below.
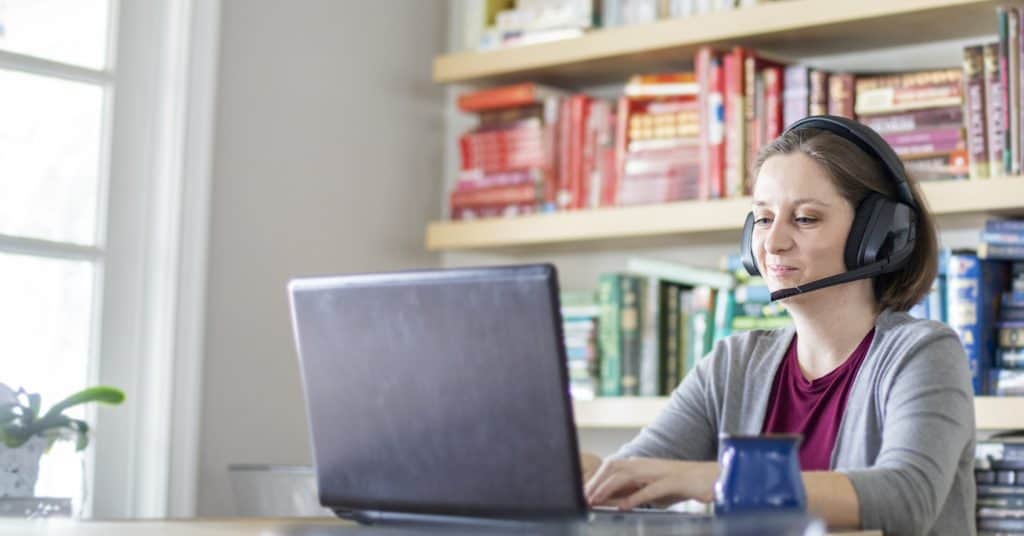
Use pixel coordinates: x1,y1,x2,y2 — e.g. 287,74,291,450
701,325,795,374
870,309,966,366
874,309,960,347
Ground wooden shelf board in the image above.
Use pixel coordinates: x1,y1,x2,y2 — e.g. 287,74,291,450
573,396,1024,431
427,177,1024,251
434,0,1000,86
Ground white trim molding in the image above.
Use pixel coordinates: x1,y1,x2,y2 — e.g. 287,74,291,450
91,0,218,519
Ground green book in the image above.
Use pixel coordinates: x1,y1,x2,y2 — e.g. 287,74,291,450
619,275,643,396
597,274,623,396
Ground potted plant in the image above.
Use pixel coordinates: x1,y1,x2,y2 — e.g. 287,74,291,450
0,383,124,498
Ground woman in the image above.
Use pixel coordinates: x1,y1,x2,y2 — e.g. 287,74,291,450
582,116,975,535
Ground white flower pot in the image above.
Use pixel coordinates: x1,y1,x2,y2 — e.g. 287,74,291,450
0,436,46,498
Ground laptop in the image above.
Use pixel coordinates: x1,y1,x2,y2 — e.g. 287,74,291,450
287,264,820,533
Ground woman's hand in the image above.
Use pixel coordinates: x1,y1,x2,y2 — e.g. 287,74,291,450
580,451,602,484
584,457,720,510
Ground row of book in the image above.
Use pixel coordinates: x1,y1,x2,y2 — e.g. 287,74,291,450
449,54,978,220
949,219,1024,396
561,256,791,399
559,217,1024,398
976,437,1024,533
463,0,785,52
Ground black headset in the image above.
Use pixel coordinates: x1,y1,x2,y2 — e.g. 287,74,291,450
739,115,918,301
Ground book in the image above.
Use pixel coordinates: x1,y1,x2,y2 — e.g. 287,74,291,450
625,257,735,289
964,44,990,179
619,275,644,396
946,252,1010,395
983,42,1006,177
598,274,623,396
457,83,568,112
980,242,1024,261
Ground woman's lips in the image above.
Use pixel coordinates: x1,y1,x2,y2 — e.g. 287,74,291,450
768,265,798,276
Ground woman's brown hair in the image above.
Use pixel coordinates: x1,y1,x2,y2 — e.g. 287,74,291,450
752,127,939,312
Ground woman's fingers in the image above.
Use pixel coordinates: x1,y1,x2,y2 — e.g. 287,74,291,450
616,477,680,511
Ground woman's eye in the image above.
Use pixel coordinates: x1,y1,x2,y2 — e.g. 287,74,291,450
794,216,817,224
753,217,771,226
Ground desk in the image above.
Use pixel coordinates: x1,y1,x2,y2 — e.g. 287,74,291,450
0,517,883,535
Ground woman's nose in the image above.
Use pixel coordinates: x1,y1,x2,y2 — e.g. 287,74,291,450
762,221,794,254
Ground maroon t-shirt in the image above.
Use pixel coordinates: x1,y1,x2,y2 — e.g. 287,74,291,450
760,328,875,471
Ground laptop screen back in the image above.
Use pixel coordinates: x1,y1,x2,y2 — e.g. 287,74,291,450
288,264,585,519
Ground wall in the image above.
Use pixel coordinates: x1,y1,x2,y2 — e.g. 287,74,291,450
198,0,446,515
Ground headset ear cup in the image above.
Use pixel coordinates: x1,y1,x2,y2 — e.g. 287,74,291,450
845,193,886,269
741,212,760,276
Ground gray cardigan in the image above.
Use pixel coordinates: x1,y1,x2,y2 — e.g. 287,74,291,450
612,309,976,535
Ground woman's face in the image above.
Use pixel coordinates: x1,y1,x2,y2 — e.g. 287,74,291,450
751,153,856,298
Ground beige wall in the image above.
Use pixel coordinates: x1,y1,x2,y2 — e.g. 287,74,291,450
199,0,446,515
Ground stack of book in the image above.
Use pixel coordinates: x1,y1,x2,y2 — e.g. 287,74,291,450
976,437,1024,533
560,290,601,400
451,83,565,220
595,258,733,397
948,248,1012,396
611,73,703,206
854,69,967,182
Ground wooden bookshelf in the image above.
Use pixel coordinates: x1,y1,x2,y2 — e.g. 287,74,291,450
426,177,1024,251
573,396,1024,431
434,0,1001,86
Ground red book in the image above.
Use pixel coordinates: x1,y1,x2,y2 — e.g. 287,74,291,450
696,47,725,200
763,65,783,143
568,95,590,210
450,202,537,221
449,182,539,208
605,96,631,207
723,47,748,198
457,83,568,113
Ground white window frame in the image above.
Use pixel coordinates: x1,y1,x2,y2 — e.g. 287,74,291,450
0,0,219,518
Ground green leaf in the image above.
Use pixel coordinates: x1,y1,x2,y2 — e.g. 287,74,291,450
21,414,71,438
70,419,90,451
41,386,124,421
25,393,40,425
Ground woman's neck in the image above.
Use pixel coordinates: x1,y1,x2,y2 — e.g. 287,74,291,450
784,281,879,380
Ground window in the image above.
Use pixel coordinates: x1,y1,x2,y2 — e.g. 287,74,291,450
0,0,114,510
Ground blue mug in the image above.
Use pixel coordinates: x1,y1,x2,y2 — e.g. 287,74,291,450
713,434,806,516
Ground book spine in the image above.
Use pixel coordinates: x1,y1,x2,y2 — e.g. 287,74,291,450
744,54,758,193
964,44,990,179
982,230,1024,245
661,282,681,395
458,83,538,112
605,96,630,207
946,253,1008,395
809,69,829,116
449,182,539,207
984,42,1007,177
988,219,1024,233
1010,8,1021,174
639,277,661,397
697,46,714,200
557,98,573,210
828,73,855,119
763,65,783,142
783,64,809,128
449,202,537,220
980,242,1024,261
571,95,591,210
858,106,964,134
598,274,623,396
619,276,643,396
855,85,963,116
855,68,963,91
882,126,964,147
709,54,726,199
724,47,747,198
